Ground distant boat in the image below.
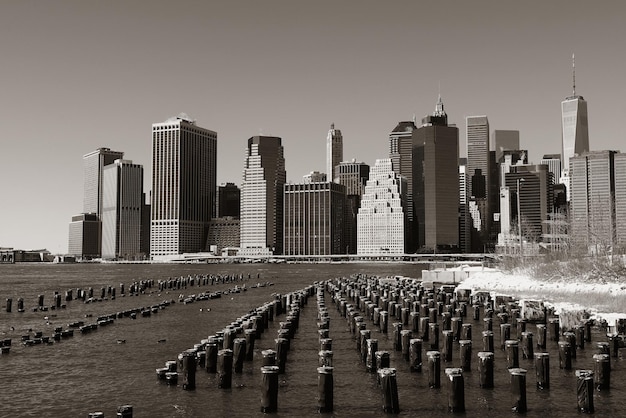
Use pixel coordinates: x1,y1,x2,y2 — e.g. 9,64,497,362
117,339,126,344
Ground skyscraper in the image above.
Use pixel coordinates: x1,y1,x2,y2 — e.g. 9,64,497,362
240,136,286,255
326,123,343,182
458,159,471,253
492,130,520,163
283,182,346,255
336,160,370,254
466,116,491,251
540,154,562,185
150,114,217,258
216,183,241,218
83,147,124,215
466,116,490,199
570,151,617,254
561,54,589,178
614,153,626,250
389,120,417,252
413,95,459,251
101,159,144,260
68,213,101,259
357,158,406,255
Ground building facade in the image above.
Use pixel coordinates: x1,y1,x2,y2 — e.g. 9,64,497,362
357,159,406,255
283,182,346,255
413,96,459,251
240,136,286,255
570,151,617,254
68,213,101,259
83,147,124,215
389,120,417,252
216,183,240,218
614,153,626,251
150,114,217,258
326,124,343,182
207,217,240,253
336,160,370,254
492,130,520,163
101,159,144,260
466,116,491,251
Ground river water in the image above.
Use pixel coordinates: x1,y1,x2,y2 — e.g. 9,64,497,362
0,262,623,417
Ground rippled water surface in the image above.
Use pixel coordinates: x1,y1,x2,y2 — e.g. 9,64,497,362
0,262,624,417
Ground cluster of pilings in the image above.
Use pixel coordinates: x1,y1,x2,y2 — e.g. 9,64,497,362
324,274,621,414
156,284,316,415
9,273,263,352
3,273,255,315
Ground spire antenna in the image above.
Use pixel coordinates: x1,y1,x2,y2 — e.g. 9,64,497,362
572,53,576,96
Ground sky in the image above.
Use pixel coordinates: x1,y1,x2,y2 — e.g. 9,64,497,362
1,0,625,254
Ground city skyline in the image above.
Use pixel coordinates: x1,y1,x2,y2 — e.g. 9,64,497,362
1,1,625,253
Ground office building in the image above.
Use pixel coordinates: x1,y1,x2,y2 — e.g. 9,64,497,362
614,153,626,251
216,183,240,218
101,159,143,260
240,136,286,255
561,55,589,177
68,213,101,259
151,114,217,258
570,151,617,254
413,95,459,251
283,182,346,255
207,217,240,254
466,116,491,251
492,130,520,162
326,124,343,182
459,160,471,253
337,160,370,254
389,120,417,252
83,147,124,215
357,159,406,255
540,154,562,185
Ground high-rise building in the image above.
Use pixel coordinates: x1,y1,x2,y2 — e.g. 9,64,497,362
216,183,241,218
492,130,520,163
466,116,491,252
207,217,240,254
466,116,490,199
614,153,626,251
357,159,406,255
389,120,417,252
283,182,346,255
540,154,562,185
150,114,217,258
561,54,589,178
504,165,553,241
336,160,370,254
101,159,144,260
459,159,471,253
326,124,343,182
499,150,529,188
68,213,101,259
413,95,459,251
240,136,286,255
570,151,617,254
83,147,124,215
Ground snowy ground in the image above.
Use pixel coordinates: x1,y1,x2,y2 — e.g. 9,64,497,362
455,268,626,329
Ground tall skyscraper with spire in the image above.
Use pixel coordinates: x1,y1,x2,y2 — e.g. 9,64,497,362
150,114,217,258
561,54,589,178
240,136,286,255
326,123,343,182
413,94,459,251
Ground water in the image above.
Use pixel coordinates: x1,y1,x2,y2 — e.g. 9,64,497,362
0,262,624,417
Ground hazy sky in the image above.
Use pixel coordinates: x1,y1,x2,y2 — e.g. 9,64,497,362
1,0,625,253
